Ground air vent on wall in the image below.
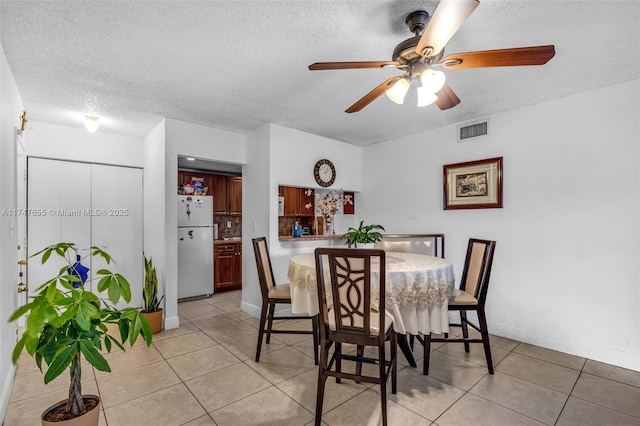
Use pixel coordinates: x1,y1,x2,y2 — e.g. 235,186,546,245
458,119,489,142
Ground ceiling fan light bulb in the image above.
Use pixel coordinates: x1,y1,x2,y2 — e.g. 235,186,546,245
385,78,410,104
84,115,99,133
416,88,438,107
420,69,446,93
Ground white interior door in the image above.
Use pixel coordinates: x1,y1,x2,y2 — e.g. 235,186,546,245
91,164,143,308
28,159,143,309
27,158,91,291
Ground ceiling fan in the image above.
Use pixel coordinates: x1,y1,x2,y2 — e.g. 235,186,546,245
308,0,555,113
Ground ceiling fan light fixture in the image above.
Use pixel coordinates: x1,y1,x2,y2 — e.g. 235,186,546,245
420,69,446,93
84,115,99,133
385,78,410,104
416,88,438,107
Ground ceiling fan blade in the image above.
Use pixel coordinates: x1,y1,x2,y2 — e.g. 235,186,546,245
435,83,461,110
441,45,556,69
345,76,402,113
309,61,399,71
416,0,479,58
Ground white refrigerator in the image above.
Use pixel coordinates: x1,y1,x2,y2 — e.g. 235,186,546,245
177,195,214,300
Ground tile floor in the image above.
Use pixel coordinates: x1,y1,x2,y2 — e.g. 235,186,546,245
4,289,640,426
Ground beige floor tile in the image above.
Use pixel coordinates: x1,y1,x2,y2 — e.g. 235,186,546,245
514,343,586,370
582,359,640,388
178,299,225,320
243,316,262,329
9,364,95,403
556,396,640,426
104,383,206,426
95,343,164,377
211,385,315,426
167,345,241,381
386,367,465,421
153,330,217,358
496,352,580,394
423,351,488,391
98,360,181,408
185,363,271,412
277,368,369,414
247,346,317,384
190,312,238,330
321,388,431,426
469,372,568,425
571,372,640,418
225,308,256,321
206,297,243,313
152,320,199,341
182,415,217,425
273,331,315,346
488,334,521,351
221,332,286,361
201,320,258,343
434,341,510,369
436,393,547,426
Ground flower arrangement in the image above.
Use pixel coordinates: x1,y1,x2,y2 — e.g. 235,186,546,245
316,190,343,218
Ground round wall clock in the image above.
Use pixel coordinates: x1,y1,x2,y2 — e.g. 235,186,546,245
314,159,336,187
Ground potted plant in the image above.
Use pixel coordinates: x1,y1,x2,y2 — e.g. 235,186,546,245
141,255,164,334
341,220,386,248
8,242,152,425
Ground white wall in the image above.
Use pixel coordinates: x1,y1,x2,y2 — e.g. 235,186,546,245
240,124,363,315
361,80,640,371
143,120,167,323
163,118,246,328
0,43,23,423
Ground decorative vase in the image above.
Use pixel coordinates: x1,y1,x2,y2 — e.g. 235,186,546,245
324,216,334,236
141,308,163,334
41,395,100,426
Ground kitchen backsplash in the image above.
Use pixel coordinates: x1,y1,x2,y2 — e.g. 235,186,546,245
214,216,242,239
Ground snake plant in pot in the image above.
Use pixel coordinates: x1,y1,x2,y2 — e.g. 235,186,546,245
141,255,164,334
341,220,386,248
8,242,152,425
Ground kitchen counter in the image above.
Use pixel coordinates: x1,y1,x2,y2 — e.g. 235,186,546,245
279,235,342,241
214,238,241,244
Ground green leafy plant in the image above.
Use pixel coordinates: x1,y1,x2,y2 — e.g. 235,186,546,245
143,255,164,313
8,242,151,419
341,220,386,247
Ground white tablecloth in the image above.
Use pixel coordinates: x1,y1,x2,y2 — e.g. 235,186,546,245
287,251,456,335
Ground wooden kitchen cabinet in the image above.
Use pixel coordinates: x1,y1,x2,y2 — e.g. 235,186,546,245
212,174,242,216
214,242,242,292
279,185,315,217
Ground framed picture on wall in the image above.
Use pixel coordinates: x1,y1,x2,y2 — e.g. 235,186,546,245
443,157,503,210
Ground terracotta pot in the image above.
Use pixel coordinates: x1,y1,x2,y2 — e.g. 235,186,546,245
41,394,100,426
142,309,163,334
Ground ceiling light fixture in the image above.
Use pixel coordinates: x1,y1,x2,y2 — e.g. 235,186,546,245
385,78,411,104
186,157,195,161
385,68,445,107
84,115,99,133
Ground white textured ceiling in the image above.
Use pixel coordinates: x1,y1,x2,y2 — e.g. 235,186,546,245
1,1,638,146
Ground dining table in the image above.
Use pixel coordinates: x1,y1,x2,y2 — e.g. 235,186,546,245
287,251,456,367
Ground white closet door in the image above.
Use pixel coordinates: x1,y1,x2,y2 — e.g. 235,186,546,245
27,158,92,290
91,164,143,309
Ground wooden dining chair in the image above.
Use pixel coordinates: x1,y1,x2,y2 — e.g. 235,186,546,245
313,247,397,426
251,237,318,364
420,238,496,375
374,233,445,258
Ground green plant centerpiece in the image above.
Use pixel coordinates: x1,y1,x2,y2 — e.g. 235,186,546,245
341,220,385,248
8,242,151,423
142,255,164,333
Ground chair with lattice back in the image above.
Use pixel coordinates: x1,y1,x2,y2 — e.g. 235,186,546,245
313,247,397,426
252,237,318,364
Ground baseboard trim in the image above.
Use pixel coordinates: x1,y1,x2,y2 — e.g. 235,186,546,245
240,301,293,319
0,364,16,423
489,322,640,372
164,315,180,331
